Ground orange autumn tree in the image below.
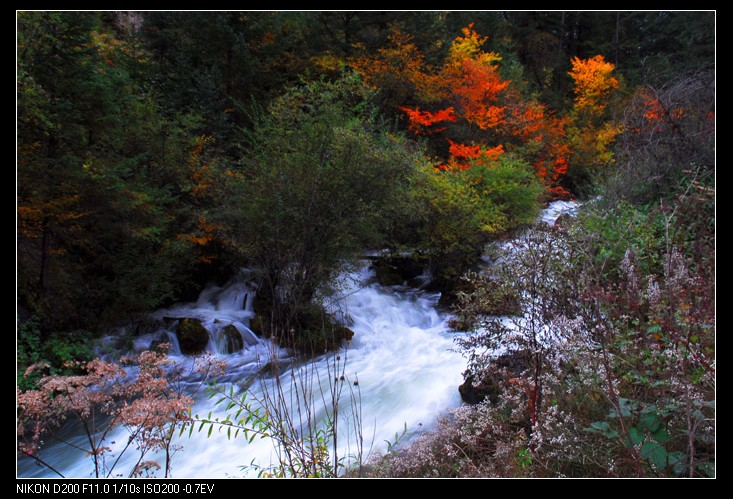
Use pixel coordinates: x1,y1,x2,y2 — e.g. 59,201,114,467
176,135,221,265
350,27,443,107
442,139,505,171
566,55,622,192
404,24,511,171
351,23,573,197
442,24,509,130
501,94,572,198
569,55,619,115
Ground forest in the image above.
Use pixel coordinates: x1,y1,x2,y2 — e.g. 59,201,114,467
17,11,714,479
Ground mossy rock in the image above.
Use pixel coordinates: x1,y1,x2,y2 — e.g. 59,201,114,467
458,351,532,405
249,294,274,338
334,325,354,342
274,303,356,354
459,375,493,405
176,318,209,355
220,324,244,354
375,267,403,286
249,314,271,338
259,359,293,377
251,300,355,355
279,323,355,354
373,255,425,287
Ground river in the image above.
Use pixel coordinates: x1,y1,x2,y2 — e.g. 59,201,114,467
17,200,577,478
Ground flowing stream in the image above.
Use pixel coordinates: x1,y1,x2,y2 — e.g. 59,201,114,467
17,201,577,478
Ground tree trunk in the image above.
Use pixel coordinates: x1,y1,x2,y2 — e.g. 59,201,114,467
614,11,621,66
557,11,566,60
39,219,50,291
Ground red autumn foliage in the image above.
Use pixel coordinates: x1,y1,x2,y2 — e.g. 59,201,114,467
354,25,623,198
400,106,457,135
444,57,510,130
533,116,572,199
448,139,482,160
640,90,686,131
442,139,505,170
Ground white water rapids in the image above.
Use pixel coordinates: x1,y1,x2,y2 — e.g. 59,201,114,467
18,267,464,478
17,201,577,479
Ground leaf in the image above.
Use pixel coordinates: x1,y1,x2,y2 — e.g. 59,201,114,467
696,460,715,478
609,398,635,418
640,442,668,469
585,421,619,439
627,427,643,447
641,413,661,433
640,403,658,414
652,426,669,444
646,323,662,334
667,451,686,476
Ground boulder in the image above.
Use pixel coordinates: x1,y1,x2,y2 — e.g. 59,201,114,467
373,255,425,287
220,324,244,354
459,375,489,404
333,325,355,343
284,324,356,354
259,359,292,377
175,318,210,355
249,314,270,338
375,266,403,286
458,351,532,405
249,294,273,338
320,324,355,351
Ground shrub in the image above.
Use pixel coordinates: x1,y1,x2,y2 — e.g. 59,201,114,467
608,69,714,205
17,317,95,391
17,350,224,478
395,154,542,298
413,196,715,477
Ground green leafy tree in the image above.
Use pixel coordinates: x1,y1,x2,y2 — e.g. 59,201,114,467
212,73,419,348
18,12,199,334
388,153,542,298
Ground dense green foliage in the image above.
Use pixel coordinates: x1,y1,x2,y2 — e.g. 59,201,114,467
17,12,201,334
396,155,542,294
211,75,421,347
